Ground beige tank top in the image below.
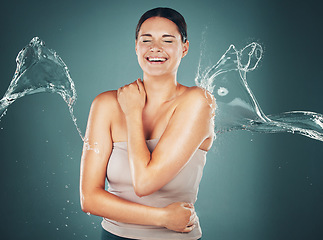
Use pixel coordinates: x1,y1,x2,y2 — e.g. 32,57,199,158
101,138,207,240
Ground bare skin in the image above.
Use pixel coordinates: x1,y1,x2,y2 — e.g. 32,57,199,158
80,17,215,233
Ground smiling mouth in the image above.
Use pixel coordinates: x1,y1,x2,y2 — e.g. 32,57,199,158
146,57,167,63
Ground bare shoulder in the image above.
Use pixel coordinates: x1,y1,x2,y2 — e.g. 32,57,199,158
90,90,119,112
86,90,121,126
178,86,216,111
92,90,117,105
172,86,215,150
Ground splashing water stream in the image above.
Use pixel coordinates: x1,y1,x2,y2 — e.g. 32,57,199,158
195,42,323,141
1,37,322,143
0,37,79,134
0,37,98,152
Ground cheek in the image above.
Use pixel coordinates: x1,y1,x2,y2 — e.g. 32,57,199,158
136,47,147,66
170,46,183,61
136,43,150,55
169,43,183,55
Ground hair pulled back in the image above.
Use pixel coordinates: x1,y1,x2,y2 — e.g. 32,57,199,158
135,7,187,43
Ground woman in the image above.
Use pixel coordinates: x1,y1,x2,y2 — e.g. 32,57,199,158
80,7,215,240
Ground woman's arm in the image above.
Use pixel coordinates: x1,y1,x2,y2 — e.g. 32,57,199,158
80,91,196,232
117,80,215,197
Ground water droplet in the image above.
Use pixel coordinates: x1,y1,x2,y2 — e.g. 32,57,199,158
217,87,229,96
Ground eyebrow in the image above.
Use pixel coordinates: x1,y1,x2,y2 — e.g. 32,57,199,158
139,33,176,38
162,34,176,38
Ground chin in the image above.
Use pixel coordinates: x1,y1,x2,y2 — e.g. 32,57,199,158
144,69,173,78
139,66,166,76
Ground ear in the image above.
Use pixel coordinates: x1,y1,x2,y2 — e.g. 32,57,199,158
135,40,138,56
182,40,189,58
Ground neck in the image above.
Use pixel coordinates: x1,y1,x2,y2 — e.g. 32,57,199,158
143,73,179,105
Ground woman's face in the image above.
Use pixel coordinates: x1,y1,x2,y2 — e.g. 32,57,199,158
135,17,189,78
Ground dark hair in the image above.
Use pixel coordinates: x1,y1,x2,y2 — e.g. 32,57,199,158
135,7,187,43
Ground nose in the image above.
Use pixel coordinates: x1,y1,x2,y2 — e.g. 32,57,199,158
149,42,163,52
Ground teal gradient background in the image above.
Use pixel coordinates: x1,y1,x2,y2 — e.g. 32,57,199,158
0,0,322,239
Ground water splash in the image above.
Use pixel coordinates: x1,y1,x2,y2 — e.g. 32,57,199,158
0,37,78,129
0,37,99,152
195,42,323,141
1,37,322,144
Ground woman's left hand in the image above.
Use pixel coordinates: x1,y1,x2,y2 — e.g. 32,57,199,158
117,78,146,116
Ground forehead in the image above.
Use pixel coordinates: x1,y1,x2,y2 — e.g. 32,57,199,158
139,17,180,37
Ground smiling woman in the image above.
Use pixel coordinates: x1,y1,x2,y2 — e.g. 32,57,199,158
80,7,215,240
135,18,189,80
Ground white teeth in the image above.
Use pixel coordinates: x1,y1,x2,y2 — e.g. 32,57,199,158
148,57,167,62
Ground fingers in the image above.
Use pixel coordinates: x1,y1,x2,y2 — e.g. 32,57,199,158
181,202,195,223
119,79,144,93
182,202,196,232
182,212,196,233
187,211,197,227
117,79,146,114
163,202,197,233
181,224,196,233
136,78,146,95
117,87,122,99
189,209,197,223
136,78,144,88
182,202,194,208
